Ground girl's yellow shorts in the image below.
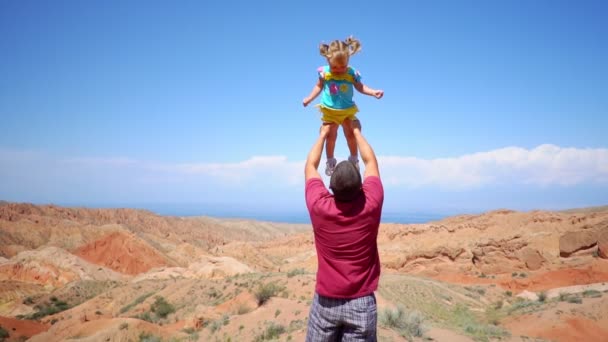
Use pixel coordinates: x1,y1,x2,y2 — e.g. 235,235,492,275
316,105,359,124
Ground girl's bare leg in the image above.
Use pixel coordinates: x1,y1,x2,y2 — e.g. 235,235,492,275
324,123,339,176
325,123,339,159
342,120,358,159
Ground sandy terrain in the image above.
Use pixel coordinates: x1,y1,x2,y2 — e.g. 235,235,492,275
0,201,606,341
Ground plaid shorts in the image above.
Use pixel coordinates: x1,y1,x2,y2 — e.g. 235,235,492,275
306,292,377,342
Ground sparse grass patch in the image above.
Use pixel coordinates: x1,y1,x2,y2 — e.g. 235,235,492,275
209,314,230,334
207,287,221,299
379,306,426,339
275,309,281,318
138,332,162,342
182,327,199,341
464,286,486,295
234,302,252,315
507,298,542,314
286,268,307,278
254,282,286,306
25,298,71,320
288,319,305,331
254,322,286,341
120,292,155,314
452,304,510,341
558,293,584,303
119,322,129,330
136,311,156,323
583,289,602,298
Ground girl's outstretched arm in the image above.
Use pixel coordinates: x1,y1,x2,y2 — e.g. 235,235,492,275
303,79,324,106
354,82,384,99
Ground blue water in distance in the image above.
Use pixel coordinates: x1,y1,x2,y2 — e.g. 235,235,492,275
143,204,448,224
45,201,452,224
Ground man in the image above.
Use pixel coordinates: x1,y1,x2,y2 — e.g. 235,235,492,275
304,119,384,341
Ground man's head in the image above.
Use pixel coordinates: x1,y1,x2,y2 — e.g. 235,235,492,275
330,160,362,202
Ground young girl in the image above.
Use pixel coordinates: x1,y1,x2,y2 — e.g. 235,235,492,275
302,36,384,176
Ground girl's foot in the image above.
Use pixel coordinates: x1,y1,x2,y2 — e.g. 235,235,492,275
348,155,360,171
325,157,337,176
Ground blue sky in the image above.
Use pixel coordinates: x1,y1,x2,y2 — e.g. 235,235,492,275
1,0,607,221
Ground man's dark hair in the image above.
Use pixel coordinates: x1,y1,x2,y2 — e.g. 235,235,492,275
330,160,362,202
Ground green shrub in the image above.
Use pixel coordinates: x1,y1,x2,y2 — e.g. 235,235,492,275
235,302,252,315
379,306,426,339
537,292,547,302
583,289,602,298
452,304,510,340
254,322,286,341
0,325,9,339
209,314,229,334
137,311,155,323
150,296,175,318
138,332,162,342
508,299,539,313
254,282,285,306
286,268,307,278
26,299,71,320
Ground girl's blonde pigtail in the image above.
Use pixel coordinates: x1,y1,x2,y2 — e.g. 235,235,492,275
345,36,361,56
319,43,331,58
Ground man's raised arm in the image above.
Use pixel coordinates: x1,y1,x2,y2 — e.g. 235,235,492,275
305,123,333,181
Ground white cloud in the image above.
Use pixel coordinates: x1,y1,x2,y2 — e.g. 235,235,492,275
63,155,303,187
379,144,608,189
1,145,607,197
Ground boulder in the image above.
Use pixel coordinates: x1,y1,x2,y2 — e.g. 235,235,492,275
559,230,597,257
518,247,545,270
598,229,608,259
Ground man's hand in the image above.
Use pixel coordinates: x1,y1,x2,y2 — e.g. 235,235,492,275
319,122,333,136
373,89,384,99
306,123,334,181
303,97,311,107
344,118,362,134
